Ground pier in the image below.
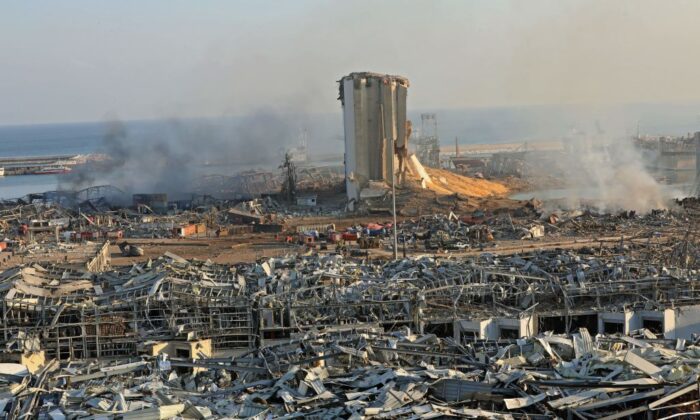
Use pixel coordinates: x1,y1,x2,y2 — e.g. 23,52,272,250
0,154,91,176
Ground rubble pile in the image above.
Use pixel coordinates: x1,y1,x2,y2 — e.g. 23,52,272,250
0,247,698,357
395,213,528,250
544,208,682,238
0,207,696,418
7,327,700,418
423,167,509,197
388,208,685,252
0,196,284,248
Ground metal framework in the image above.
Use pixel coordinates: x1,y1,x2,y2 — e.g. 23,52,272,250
415,113,440,168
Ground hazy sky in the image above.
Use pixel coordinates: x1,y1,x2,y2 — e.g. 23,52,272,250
2,0,700,125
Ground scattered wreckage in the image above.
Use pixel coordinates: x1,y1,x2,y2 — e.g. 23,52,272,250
0,179,698,418
5,326,700,419
0,244,699,418
118,241,144,257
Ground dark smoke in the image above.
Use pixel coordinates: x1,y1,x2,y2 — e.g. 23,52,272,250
61,110,300,197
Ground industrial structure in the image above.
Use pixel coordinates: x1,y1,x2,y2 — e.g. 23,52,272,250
695,131,700,196
338,72,410,206
415,113,441,168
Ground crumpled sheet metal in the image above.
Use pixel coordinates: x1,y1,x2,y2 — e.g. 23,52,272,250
6,327,700,419
0,243,698,360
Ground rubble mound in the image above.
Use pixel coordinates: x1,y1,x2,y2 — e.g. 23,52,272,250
422,167,509,197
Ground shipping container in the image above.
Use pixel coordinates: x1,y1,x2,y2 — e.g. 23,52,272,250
106,230,124,239
342,231,359,242
229,225,254,235
253,224,284,233
74,231,100,241
173,224,198,237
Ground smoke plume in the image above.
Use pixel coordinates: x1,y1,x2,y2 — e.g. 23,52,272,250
61,110,300,197
525,130,679,213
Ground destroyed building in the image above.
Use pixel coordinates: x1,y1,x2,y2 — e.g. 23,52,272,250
132,193,168,214
3,239,700,354
338,72,410,207
3,245,700,418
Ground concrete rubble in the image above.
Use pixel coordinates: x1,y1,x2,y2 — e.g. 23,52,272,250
344,207,686,255
0,242,697,417
5,322,700,418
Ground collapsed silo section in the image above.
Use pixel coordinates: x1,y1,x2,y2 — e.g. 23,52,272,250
338,72,409,208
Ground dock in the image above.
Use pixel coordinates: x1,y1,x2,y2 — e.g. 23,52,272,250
0,154,89,176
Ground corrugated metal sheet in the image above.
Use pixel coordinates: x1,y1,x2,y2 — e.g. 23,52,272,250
429,378,517,402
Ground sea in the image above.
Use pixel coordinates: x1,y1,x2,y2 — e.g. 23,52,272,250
0,122,106,199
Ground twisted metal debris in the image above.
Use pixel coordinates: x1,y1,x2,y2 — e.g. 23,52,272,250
0,231,698,417
5,327,700,418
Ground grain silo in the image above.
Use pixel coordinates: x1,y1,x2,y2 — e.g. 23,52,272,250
338,72,409,207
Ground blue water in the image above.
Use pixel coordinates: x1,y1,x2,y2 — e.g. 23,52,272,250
0,175,64,199
0,122,103,157
0,115,324,199
0,122,107,199
0,122,109,198
0,120,158,199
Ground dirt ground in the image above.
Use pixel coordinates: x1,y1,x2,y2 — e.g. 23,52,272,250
104,222,680,267
105,173,533,266
109,234,297,266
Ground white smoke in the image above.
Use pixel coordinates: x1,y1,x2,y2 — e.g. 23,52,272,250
536,132,680,213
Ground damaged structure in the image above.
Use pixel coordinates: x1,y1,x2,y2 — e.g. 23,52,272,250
4,245,700,418
414,113,441,168
339,72,410,207
7,325,700,419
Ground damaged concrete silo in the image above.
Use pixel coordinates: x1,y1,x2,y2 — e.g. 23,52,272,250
338,72,409,208
695,131,700,190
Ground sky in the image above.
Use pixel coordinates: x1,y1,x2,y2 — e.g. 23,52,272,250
2,0,700,125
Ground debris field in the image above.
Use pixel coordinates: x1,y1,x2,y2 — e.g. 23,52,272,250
0,235,699,418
